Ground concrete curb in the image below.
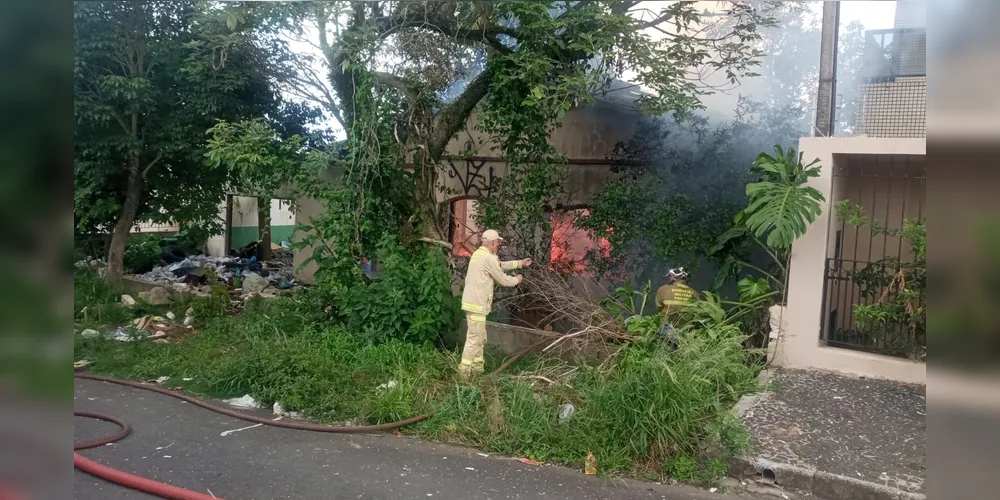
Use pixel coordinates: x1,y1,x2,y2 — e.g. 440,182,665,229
729,370,925,500
729,456,925,500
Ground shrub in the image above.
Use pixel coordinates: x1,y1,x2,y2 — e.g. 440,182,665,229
324,235,462,344
123,234,163,273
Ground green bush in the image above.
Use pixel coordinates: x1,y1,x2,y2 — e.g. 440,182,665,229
322,235,462,344
123,234,163,273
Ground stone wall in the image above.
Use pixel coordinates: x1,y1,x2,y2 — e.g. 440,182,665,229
443,320,613,366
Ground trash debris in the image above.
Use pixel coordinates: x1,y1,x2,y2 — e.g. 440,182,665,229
584,451,597,475
74,359,91,368
242,273,268,295
109,326,143,342
464,467,476,471
141,287,172,305
709,487,717,493
517,458,544,466
223,394,261,409
182,377,194,382
80,329,100,338
476,453,489,458
557,403,575,423
220,423,263,437
130,252,298,294
272,402,301,418
165,311,176,321
121,295,137,308
376,380,399,391
183,307,195,326
155,376,169,384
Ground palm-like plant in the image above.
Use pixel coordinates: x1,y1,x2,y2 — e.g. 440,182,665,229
709,145,825,292
743,145,825,248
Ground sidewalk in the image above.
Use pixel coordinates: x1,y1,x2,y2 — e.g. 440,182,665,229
733,368,926,500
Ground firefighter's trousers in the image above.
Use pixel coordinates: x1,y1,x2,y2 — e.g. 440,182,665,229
459,312,487,375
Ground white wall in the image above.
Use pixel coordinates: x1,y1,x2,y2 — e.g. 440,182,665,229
774,136,926,384
230,197,295,227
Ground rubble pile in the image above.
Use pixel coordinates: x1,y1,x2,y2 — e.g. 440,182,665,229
78,308,197,344
133,253,299,296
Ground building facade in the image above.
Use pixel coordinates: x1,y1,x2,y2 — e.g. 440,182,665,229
774,0,926,384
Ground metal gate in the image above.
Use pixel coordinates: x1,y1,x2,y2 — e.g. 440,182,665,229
820,154,925,359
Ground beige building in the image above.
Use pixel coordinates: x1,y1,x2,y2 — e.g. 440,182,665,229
772,0,926,384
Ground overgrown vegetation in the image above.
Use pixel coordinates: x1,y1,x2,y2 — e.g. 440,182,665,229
75,268,755,484
835,201,926,359
73,0,851,488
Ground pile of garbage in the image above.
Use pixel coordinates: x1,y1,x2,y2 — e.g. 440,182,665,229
133,253,298,296
78,308,196,344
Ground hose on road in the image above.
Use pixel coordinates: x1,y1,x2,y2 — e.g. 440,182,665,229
74,345,541,500
73,372,434,500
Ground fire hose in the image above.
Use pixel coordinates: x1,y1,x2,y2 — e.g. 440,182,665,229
74,345,542,500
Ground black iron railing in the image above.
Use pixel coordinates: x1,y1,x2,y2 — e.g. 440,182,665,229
821,156,926,360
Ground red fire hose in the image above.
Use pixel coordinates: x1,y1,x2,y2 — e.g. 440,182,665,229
73,372,435,500
73,343,540,500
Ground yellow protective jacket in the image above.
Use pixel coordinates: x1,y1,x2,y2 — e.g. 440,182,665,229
461,246,522,316
655,282,698,318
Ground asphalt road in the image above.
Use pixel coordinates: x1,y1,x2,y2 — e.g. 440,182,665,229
73,378,772,500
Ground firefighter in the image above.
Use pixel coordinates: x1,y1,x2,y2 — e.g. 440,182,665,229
458,229,531,376
655,267,698,343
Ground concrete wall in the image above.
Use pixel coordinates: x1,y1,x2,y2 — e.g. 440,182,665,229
774,137,926,384
442,101,640,160
857,77,926,138
444,320,614,365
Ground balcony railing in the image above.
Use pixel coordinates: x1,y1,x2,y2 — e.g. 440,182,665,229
863,27,926,81
853,27,926,138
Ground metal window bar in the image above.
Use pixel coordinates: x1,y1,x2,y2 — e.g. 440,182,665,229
820,155,926,360
863,28,926,80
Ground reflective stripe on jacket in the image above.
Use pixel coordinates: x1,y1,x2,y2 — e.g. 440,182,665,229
655,282,698,316
460,246,521,314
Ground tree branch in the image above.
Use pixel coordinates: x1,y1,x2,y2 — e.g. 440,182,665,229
417,237,453,249
428,67,492,160
370,7,514,55
141,151,164,178
372,71,412,93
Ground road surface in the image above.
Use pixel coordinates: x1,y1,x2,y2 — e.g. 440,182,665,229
74,378,775,500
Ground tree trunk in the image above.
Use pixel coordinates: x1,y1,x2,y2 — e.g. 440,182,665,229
106,168,144,285
257,197,272,261
413,159,447,243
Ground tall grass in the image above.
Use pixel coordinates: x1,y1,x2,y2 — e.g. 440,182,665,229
75,271,758,481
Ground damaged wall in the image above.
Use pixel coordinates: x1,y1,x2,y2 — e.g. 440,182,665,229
292,100,642,285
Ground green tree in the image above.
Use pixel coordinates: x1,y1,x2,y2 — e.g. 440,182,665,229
260,1,774,251
73,1,311,283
